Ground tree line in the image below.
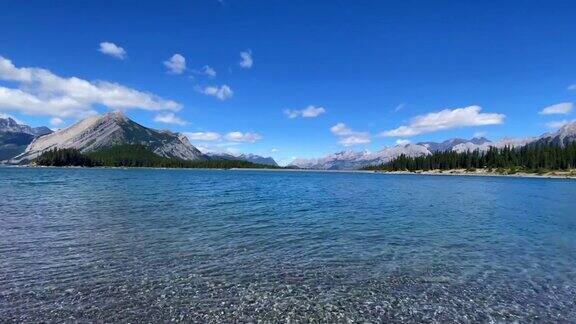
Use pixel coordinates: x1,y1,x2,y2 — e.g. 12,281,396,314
34,145,279,169
362,142,576,173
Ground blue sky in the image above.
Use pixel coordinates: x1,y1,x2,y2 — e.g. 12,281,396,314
1,0,575,164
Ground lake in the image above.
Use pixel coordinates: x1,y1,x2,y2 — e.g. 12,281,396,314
1,167,575,322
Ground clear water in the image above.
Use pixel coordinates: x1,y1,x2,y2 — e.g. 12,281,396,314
1,167,575,322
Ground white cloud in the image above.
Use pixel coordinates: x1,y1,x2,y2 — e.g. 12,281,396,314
197,145,240,155
239,50,253,69
330,122,370,146
203,65,217,77
225,131,262,143
393,103,405,113
271,148,278,153
284,105,326,119
98,42,126,60
395,139,410,146
153,112,188,126
0,56,181,118
473,131,487,138
185,131,262,143
330,123,353,136
163,54,186,74
49,117,63,126
539,102,573,115
185,132,222,141
545,119,575,129
568,84,576,91
380,106,505,137
197,85,233,100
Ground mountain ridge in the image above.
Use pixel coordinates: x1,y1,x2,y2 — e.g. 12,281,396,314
292,121,576,170
12,112,205,162
0,116,54,160
205,152,278,166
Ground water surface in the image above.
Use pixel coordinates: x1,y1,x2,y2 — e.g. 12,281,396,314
1,168,575,322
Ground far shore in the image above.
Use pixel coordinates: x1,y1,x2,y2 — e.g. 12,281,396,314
2,164,576,179
374,169,576,180
233,167,576,179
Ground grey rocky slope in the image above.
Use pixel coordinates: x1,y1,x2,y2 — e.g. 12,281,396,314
292,121,576,170
531,122,576,147
292,144,430,170
206,152,278,166
418,137,490,152
1,117,53,161
13,112,205,162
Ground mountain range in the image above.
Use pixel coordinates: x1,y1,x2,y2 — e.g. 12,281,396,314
1,113,278,166
3,113,575,169
0,117,53,160
291,122,576,170
205,152,278,166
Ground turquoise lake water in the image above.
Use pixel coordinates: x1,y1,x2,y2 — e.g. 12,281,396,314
1,167,575,322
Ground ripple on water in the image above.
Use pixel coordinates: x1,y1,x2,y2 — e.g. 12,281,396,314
0,168,575,322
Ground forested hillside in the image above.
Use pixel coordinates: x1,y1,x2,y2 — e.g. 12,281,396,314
34,145,280,169
363,143,576,173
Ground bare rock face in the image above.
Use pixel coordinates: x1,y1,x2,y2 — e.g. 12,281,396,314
532,121,576,147
0,117,52,137
13,112,205,162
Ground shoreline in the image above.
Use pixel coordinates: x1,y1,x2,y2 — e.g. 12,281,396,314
3,164,575,179
373,169,576,180
233,167,576,179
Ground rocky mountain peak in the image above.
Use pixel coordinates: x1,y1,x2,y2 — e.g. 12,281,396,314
557,121,576,136
12,113,205,162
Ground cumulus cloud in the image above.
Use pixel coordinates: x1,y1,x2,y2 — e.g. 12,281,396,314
153,112,188,126
197,85,233,100
330,122,370,146
539,102,573,115
284,105,326,119
395,139,410,146
164,54,186,74
380,106,505,137
98,42,126,60
545,119,575,129
185,131,262,143
225,131,262,143
0,56,181,118
203,65,217,78
185,132,222,141
50,117,63,126
239,50,253,69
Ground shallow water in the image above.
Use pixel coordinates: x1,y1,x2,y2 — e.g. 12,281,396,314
1,167,575,322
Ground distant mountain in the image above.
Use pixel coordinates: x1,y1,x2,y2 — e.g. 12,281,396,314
292,121,576,170
417,137,490,152
13,112,205,162
206,152,278,166
531,122,576,147
0,132,35,161
292,144,430,170
0,117,52,161
0,117,52,137
452,137,533,153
